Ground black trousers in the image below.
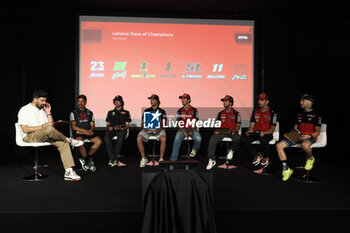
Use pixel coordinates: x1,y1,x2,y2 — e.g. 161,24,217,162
104,130,127,161
207,132,240,160
240,133,273,158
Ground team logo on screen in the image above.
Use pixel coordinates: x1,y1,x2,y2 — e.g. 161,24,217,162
207,63,225,79
161,62,176,78
185,63,201,72
231,64,248,80
131,62,156,79
111,61,127,80
89,61,105,79
165,62,172,72
143,110,161,129
182,63,202,79
139,62,148,72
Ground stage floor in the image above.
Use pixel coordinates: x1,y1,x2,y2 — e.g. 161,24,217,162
1,153,349,213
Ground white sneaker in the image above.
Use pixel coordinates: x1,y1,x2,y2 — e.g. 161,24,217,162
66,137,84,147
159,158,164,162
108,160,117,167
64,168,81,181
206,159,216,170
227,150,234,160
190,149,197,157
140,158,148,168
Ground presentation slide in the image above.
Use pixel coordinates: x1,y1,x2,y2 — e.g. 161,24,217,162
79,16,254,127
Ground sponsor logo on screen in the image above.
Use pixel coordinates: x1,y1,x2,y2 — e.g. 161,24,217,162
131,62,156,79
161,62,177,78
235,33,252,44
111,61,127,80
89,61,104,79
207,63,225,79
83,30,102,43
231,64,248,80
143,110,161,129
182,63,202,79
164,118,221,128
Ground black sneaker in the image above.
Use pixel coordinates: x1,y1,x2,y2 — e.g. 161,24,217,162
88,159,96,172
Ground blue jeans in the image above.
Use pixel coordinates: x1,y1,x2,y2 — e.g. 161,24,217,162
170,129,202,161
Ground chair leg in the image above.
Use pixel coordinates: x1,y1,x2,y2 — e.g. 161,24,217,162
146,140,159,166
295,168,321,183
218,142,237,169
181,136,192,159
186,138,190,159
23,148,48,181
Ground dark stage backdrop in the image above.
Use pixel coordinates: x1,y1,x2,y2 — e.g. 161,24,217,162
2,8,347,167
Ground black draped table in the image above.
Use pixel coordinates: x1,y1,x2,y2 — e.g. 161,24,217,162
141,170,217,233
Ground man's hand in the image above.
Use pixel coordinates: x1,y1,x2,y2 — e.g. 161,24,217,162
43,122,54,127
113,126,122,131
44,102,51,115
86,130,94,136
300,134,311,140
260,131,265,137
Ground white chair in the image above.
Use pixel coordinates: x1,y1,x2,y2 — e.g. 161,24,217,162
291,123,327,148
112,128,130,158
251,122,280,145
69,124,93,170
181,135,193,159
248,123,279,174
15,123,51,181
146,135,160,166
218,128,242,169
291,123,327,183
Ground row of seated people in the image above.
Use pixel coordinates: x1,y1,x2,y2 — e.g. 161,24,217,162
17,90,322,182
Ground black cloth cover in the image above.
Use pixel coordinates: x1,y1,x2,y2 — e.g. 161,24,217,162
141,170,217,233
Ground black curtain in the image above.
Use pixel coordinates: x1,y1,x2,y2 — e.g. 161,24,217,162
141,170,217,233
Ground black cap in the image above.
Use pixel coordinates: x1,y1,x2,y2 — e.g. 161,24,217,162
113,95,123,102
77,94,87,101
301,93,314,103
179,93,191,100
148,94,160,101
220,95,234,103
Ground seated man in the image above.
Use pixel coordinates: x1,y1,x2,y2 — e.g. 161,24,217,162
17,89,83,181
137,94,167,167
170,93,202,161
206,95,241,170
276,94,322,182
70,94,102,172
240,93,277,168
105,95,131,167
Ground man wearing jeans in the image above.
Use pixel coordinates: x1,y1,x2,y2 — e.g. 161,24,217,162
17,89,83,181
206,95,241,170
170,93,202,161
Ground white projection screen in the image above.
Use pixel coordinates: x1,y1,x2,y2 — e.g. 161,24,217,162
79,16,254,127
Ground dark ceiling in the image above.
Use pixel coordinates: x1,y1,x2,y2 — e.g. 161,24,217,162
3,0,344,16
